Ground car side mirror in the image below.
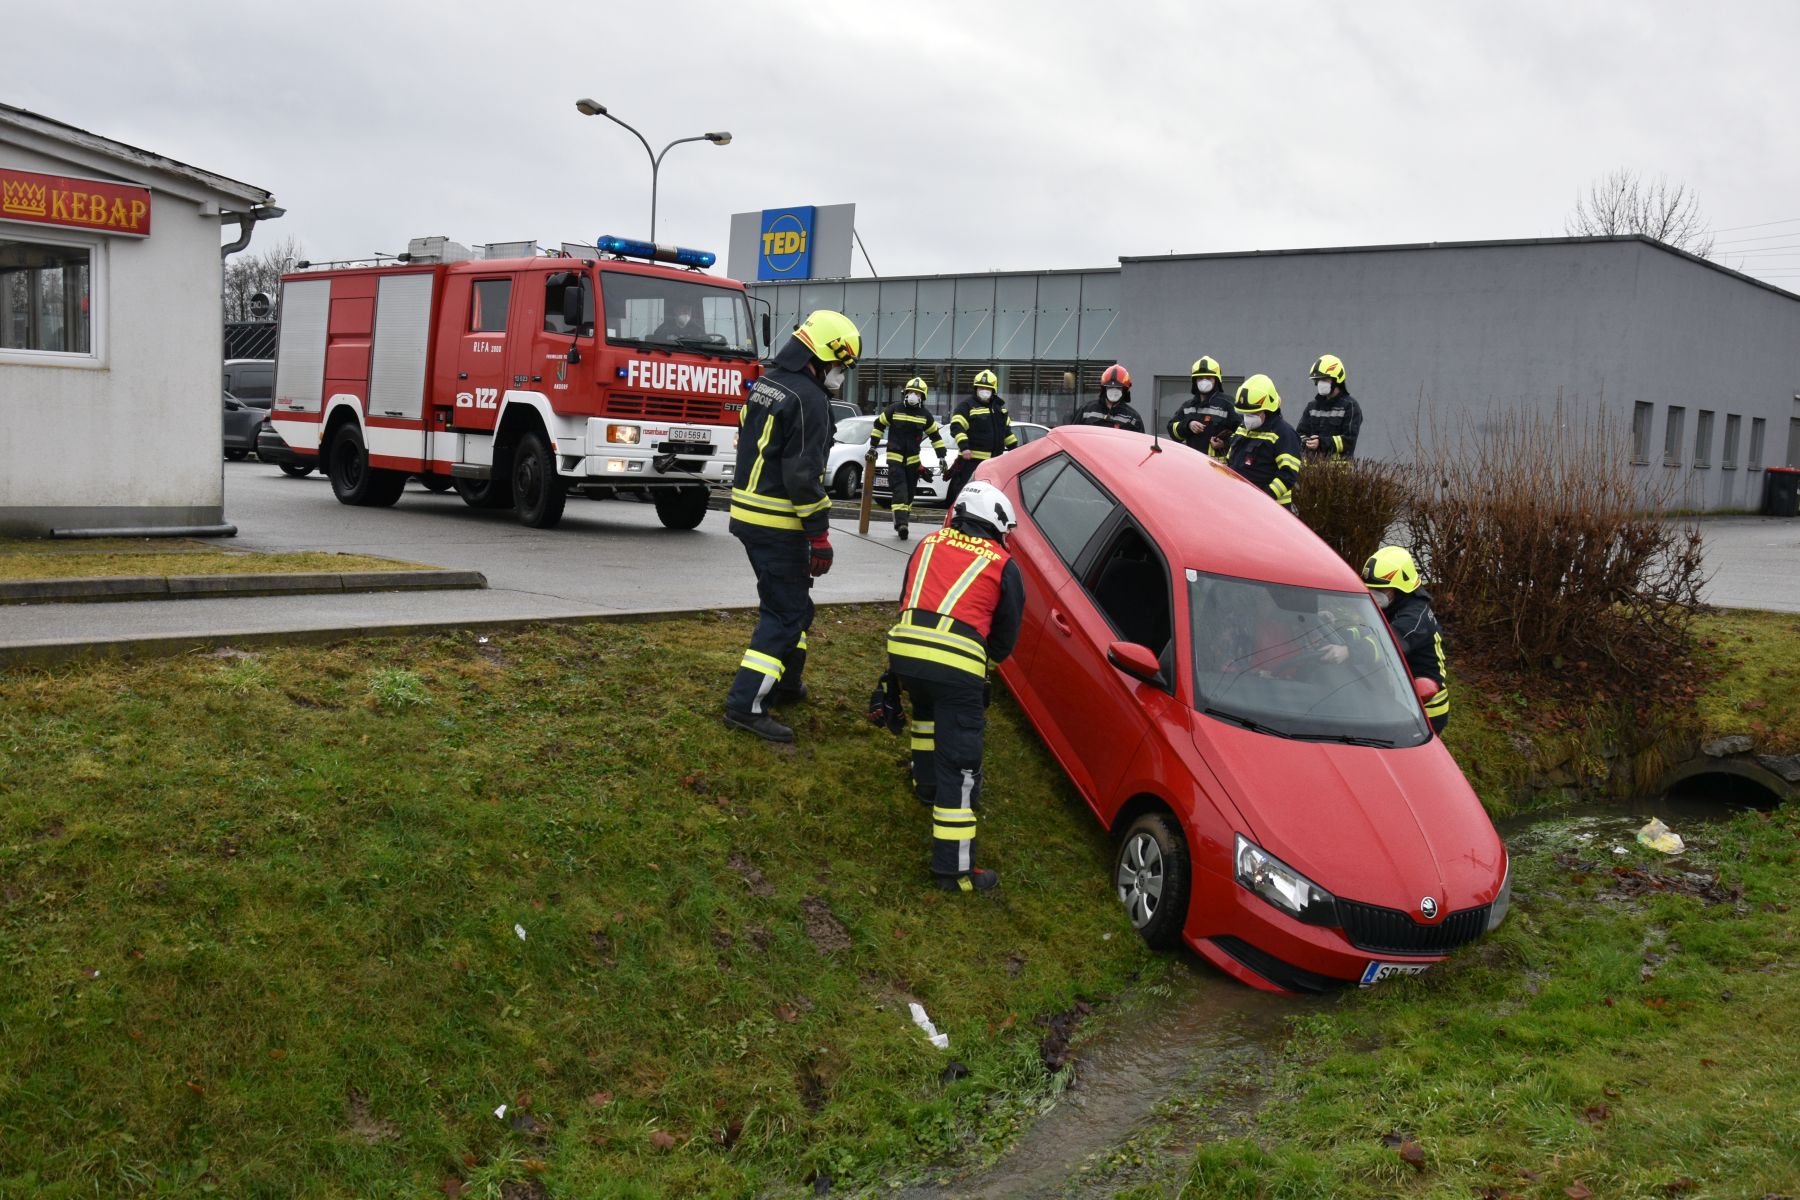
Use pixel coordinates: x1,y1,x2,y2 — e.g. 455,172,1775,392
1107,641,1163,685
562,285,584,329
1413,677,1441,703
761,311,772,351
565,346,581,365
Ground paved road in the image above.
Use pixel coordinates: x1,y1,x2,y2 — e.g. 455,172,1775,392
2,464,1795,658
0,462,915,653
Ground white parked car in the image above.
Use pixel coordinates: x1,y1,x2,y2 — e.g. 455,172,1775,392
825,416,877,499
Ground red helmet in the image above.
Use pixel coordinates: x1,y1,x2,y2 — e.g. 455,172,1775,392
1100,364,1132,389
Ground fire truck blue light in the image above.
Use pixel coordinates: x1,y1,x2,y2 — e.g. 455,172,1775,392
595,236,716,270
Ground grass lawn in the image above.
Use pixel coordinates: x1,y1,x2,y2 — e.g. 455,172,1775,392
1,606,1793,1197
0,538,425,581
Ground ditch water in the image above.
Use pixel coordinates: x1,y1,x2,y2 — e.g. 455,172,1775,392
886,771,1784,1199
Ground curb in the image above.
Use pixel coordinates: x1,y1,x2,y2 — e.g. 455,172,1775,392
0,601,893,671
0,570,487,606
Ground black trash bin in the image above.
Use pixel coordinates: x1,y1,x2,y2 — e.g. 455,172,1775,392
1764,466,1800,517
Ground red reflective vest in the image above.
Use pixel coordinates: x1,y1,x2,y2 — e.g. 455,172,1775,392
888,527,1011,677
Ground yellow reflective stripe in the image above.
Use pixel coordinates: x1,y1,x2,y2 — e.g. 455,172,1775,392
937,555,992,615
905,542,937,608
910,735,935,751
731,488,797,514
1275,453,1302,472
933,806,974,823
728,504,804,530
897,615,986,659
970,450,994,460
967,407,990,417
888,641,987,678
951,414,969,429
794,495,831,517
1424,686,1450,716
797,630,808,651
1237,430,1278,442
1332,435,1345,454
1270,480,1292,504
744,413,777,494
739,649,784,678
912,720,935,733
933,825,977,841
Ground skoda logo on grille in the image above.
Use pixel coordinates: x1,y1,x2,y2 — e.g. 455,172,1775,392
1420,896,1439,919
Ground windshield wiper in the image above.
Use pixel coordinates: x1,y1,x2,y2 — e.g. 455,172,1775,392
1201,707,1289,738
1290,733,1396,748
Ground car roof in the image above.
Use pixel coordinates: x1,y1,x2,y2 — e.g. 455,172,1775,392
1022,426,1367,593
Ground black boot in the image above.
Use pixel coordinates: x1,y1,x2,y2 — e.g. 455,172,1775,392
723,707,794,743
933,868,999,893
769,682,810,706
896,522,909,540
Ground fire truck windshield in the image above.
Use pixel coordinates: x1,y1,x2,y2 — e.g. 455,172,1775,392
600,270,757,358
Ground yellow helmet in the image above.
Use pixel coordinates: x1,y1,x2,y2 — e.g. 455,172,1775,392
1189,355,1223,381
1361,545,1421,593
1310,354,1347,386
903,376,929,400
1234,373,1281,414
793,310,861,366
973,369,999,392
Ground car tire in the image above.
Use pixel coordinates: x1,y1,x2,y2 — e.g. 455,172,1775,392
326,423,407,507
278,462,314,478
1114,811,1192,951
224,449,249,462
832,462,862,500
512,431,568,528
653,486,710,530
417,474,454,493
453,476,512,509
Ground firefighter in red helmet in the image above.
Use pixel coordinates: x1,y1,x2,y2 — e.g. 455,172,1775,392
1072,364,1146,432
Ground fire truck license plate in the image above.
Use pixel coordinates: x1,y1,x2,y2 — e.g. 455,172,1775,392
668,427,710,444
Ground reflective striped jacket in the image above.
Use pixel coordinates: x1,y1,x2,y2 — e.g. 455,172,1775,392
1295,390,1364,459
888,523,1026,682
1226,412,1303,509
870,401,949,465
727,365,833,535
1386,589,1450,723
948,393,1018,460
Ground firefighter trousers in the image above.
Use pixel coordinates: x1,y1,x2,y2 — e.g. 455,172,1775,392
945,457,976,509
897,670,986,879
889,463,919,528
725,530,813,715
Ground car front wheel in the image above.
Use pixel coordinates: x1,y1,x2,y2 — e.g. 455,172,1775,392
832,462,861,499
278,462,314,478
1114,811,1192,951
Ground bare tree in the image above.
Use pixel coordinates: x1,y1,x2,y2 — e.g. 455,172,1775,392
223,234,306,321
1565,169,1714,257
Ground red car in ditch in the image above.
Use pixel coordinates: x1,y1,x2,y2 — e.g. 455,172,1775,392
985,426,1510,993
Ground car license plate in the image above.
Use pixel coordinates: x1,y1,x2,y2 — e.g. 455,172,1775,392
1360,961,1431,986
874,468,889,482
668,427,710,444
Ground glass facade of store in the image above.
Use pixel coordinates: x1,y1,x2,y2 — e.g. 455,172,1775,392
749,269,1119,425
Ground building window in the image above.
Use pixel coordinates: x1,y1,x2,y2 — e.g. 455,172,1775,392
1663,405,1686,466
1694,409,1714,468
470,279,511,333
1748,418,1766,471
0,233,97,362
1631,401,1654,464
1722,414,1741,469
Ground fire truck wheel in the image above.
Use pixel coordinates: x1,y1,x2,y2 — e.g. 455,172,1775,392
278,462,314,478
654,487,710,531
327,423,407,507
512,432,568,529
453,477,512,509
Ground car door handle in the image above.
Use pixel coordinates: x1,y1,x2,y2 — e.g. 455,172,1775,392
1050,608,1073,636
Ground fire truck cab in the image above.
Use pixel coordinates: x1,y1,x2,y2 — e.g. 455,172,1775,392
270,235,764,530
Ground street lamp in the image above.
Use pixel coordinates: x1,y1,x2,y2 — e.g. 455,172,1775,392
574,98,731,243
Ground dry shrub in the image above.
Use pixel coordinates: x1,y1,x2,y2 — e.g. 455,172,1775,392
1408,399,1706,669
1297,458,1417,573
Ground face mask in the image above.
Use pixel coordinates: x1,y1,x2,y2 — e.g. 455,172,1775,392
904,393,921,407
1240,413,1264,431
976,388,993,401
1315,381,1332,397
824,366,847,392
674,311,692,327
1196,379,1215,394
1372,588,1392,610
1105,387,1122,404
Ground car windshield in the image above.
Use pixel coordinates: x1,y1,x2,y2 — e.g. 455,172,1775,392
834,416,876,445
1188,570,1430,746
599,271,757,357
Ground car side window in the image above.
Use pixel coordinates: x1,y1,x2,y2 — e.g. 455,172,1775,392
234,365,273,400
1017,455,1066,512
1025,455,1118,568
471,279,512,333
1084,523,1175,677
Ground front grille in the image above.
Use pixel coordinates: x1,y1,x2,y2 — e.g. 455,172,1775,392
607,394,728,424
1335,898,1490,956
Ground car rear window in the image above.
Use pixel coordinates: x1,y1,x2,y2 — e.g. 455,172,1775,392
1022,455,1116,568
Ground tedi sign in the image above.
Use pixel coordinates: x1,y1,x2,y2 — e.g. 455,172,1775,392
757,206,815,281
0,167,152,237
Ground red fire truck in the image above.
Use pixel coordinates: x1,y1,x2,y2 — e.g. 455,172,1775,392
269,235,766,529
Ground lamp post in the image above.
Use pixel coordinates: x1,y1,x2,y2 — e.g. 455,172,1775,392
574,98,731,243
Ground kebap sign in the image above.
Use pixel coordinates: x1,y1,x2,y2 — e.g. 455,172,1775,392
0,167,152,237
757,206,815,281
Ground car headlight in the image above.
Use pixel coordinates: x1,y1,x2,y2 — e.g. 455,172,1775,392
1234,834,1338,926
1486,855,1512,932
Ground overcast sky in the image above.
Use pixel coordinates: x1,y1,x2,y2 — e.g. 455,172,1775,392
8,0,1799,286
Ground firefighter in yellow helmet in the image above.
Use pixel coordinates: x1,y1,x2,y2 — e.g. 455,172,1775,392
1224,374,1303,511
1295,353,1363,460
1360,546,1450,732
723,309,860,742
867,376,950,540
946,368,1018,507
1168,355,1238,458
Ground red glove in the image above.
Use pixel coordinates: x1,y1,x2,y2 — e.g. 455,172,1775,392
808,532,834,577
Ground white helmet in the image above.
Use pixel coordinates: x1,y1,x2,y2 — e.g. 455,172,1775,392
954,480,1017,535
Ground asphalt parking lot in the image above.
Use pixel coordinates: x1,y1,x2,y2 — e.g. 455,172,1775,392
1,463,1795,659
